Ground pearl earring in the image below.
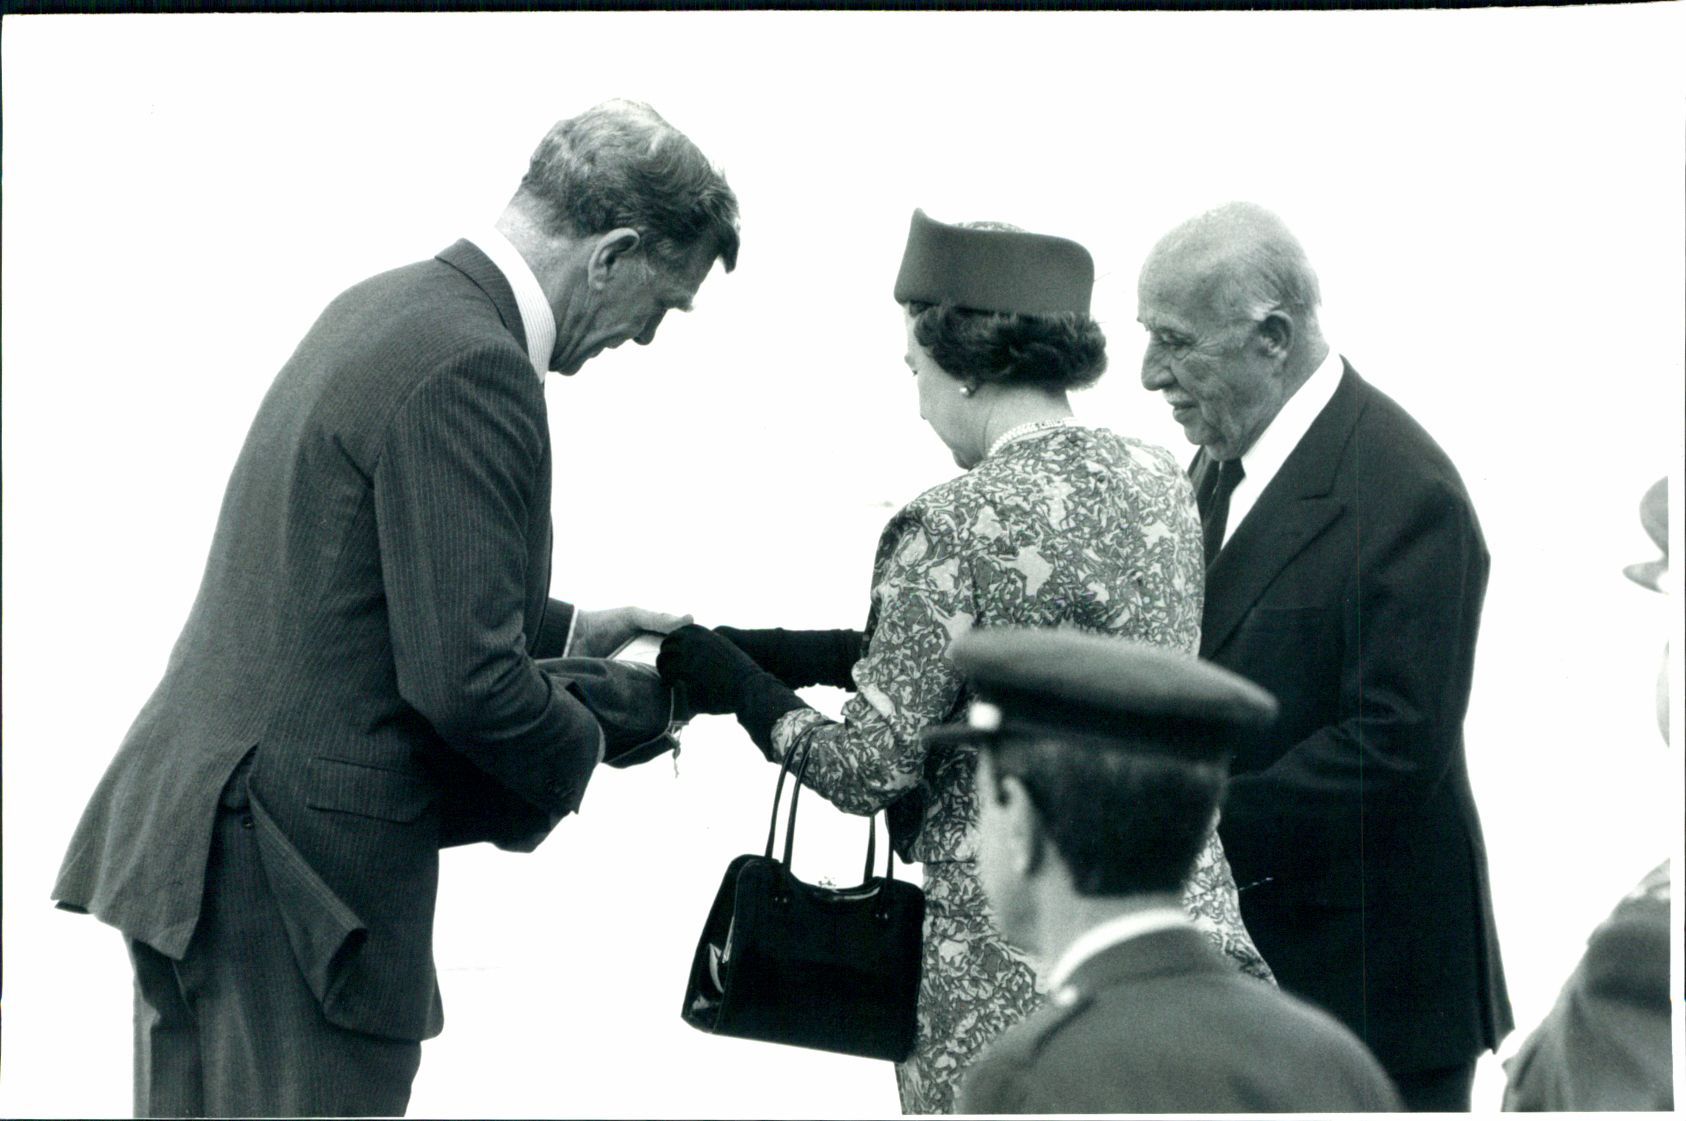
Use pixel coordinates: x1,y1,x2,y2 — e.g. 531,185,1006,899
959,384,975,397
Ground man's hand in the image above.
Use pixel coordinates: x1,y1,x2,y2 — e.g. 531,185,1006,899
568,606,692,660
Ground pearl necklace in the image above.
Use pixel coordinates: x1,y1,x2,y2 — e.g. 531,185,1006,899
986,417,1072,460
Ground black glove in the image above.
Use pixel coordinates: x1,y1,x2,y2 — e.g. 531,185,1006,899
658,624,763,714
714,626,864,691
658,624,808,758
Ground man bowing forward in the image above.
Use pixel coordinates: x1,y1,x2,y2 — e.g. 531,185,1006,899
53,100,739,1118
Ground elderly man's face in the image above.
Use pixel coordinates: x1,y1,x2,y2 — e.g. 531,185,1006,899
1136,254,1289,462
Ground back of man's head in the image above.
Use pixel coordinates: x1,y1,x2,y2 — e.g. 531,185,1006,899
985,735,1226,896
513,99,740,274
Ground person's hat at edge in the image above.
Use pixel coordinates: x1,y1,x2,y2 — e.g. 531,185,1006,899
1624,476,1669,593
1624,477,1671,744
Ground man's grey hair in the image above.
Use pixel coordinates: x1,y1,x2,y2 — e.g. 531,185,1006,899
1154,202,1321,328
513,99,740,273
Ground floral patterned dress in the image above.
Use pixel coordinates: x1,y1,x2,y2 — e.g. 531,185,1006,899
768,425,1275,1114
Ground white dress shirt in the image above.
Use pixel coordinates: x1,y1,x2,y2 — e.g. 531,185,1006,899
1044,905,1192,995
466,227,556,382
1221,346,1345,546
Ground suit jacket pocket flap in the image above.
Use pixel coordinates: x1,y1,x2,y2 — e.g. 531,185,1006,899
306,756,435,822
248,793,369,1007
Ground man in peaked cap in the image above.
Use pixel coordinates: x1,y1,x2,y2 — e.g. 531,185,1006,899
948,628,1402,1114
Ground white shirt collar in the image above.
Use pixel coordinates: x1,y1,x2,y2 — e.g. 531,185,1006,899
466,227,555,381
1223,346,1345,546
1044,905,1191,992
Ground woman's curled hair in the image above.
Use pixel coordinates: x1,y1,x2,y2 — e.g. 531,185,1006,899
906,300,1107,392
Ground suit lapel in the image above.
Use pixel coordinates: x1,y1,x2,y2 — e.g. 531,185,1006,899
435,239,528,353
1199,363,1368,658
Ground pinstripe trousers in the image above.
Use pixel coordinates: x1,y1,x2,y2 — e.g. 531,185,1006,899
129,762,422,1118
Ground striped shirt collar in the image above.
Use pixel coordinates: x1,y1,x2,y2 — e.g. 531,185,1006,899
467,226,555,381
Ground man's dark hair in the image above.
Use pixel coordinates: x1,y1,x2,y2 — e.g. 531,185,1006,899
983,735,1226,896
514,99,740,274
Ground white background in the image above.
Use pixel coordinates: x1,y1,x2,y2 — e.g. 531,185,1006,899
3,9,1683,1117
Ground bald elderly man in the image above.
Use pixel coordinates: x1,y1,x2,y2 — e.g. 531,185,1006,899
1135,203,1513,1110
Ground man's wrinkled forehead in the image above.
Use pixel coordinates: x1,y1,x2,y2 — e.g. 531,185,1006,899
1138,243,1233,325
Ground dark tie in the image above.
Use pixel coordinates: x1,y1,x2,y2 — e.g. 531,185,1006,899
1196,455,1245,565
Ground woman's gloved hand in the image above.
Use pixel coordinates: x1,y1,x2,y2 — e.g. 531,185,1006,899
658,624,809,758
714,626,864,690
658,624,767,715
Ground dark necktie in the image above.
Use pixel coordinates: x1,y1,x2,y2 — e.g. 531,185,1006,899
1196,455,1245,565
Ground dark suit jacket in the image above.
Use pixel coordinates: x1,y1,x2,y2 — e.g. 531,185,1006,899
959,926,1401,1113
54,241,606,1042
1200,361,1513,1073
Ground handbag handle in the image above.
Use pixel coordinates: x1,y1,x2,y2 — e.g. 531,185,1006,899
762,734,810,859
762,737,895,887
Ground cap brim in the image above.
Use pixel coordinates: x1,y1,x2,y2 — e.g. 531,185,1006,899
922,711,1245,763
1624,558,1667,592
921,722,993,747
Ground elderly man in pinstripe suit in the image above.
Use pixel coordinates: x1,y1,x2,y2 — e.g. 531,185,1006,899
53,100,739,1118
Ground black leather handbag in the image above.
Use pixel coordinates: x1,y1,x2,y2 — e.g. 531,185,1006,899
680,740,925,1062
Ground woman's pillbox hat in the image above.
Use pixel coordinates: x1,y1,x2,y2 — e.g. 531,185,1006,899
924,628,1278,761
893,209,1095,317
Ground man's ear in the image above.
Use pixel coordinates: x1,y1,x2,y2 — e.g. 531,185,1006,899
999,774,1046,877
1255,311,1294,360
587,228,642,290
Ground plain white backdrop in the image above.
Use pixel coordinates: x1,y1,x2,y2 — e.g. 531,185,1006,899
3,9,1682,1117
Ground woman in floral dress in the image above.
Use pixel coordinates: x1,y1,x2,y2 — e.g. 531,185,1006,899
660,210,1272,1115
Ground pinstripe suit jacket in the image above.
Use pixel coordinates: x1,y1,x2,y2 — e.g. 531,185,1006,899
54,241,604,1041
